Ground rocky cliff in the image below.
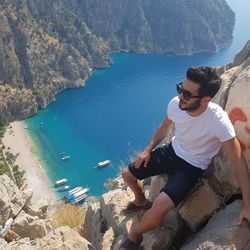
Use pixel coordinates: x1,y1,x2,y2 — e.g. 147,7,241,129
0,0,234,125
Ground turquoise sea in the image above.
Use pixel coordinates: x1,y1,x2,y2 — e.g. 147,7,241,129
25,0,250,196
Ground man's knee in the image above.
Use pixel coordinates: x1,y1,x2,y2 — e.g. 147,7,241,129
122,167,137,183
151,192,175,217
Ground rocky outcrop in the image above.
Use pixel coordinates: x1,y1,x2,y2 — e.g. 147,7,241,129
180,201,250,250
0,174,32,226
81,0,234,55
205,40,250,200
0,174,94,249
0,85,38,125
0,0,234,125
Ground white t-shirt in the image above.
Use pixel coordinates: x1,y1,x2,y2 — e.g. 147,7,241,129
167,97,236,170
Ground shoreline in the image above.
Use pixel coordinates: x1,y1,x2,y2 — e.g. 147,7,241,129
2,121,56,204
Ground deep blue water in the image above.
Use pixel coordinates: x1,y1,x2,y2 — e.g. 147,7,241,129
25,0,250,196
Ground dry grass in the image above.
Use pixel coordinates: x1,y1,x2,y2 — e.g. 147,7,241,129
52,203,85,229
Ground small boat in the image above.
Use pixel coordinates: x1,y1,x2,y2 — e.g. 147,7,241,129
54,178,68,187
70,193,88,204
66,187,89,201
64,187,83,197
56,185,70,192
61,155,70,161
97,160,111,168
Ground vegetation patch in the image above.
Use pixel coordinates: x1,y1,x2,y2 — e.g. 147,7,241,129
0,126,25,188
52,203,85,228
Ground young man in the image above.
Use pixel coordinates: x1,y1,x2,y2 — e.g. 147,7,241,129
119,67,250,250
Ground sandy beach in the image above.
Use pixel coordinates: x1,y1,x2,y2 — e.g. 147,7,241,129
2,121,56,203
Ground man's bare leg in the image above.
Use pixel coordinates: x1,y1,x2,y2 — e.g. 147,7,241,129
122,168,148,206
119,192,175,249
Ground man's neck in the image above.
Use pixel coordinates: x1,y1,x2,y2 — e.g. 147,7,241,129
187,104,209,117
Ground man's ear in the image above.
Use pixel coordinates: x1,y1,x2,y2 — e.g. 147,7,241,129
201,96,211,105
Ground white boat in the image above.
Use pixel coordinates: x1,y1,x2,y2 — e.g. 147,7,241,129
57,185,70,192
54,178,67,187
66,187,89,200
97,160,111,168
70,193,88,204
61,155,70,161
65,187,83,197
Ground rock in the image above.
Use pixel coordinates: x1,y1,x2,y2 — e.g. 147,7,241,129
100,188,135,235
149,174,168,201
8,237,33,250
161,208,184,233
180,200,250,250
12,211,30,238
104,175,125,190
0,175,24,225
3,229,21,242
21,189,33,205
82,201,102,247
44,219,54,233
34,226,94,250
206,50,250,199
142,209,183,250
24,199,49,219
233,40,250,67
179,182,222,232
225,66,250,168
100,227,114,250
28,219,47,240
0,239,9,249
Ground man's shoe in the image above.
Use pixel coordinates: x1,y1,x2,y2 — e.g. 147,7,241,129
122,200,152,213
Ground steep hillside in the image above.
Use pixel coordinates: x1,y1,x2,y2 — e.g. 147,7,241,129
0,0,235,125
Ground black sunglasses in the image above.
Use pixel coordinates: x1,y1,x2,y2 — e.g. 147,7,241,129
176,82,202,101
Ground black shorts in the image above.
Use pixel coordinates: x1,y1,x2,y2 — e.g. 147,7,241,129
128,143,204,206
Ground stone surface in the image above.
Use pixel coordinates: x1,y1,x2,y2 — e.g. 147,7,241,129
101,227,114,250
100,188,135,235
0,238,9,249
179,182,222,232
3,229,21,242
21,189,33,206
7,226,94,249
82,201,102,247
24,199,49,219
180,200,250,250
233,40,250,67
149,174,168,201
225,65,250,167
28,219,47,240
12,211,30,238
0,175,24,225
205,44,250,200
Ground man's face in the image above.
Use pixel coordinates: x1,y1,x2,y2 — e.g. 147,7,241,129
178,79,202,111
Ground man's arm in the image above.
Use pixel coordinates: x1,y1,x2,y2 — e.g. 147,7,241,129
222,137,250,224
134,117,173,168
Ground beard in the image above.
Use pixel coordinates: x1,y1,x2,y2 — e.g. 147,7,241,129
179,98,201,111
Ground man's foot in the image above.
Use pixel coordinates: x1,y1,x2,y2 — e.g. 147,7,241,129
122,200,152,213
119,235,143,250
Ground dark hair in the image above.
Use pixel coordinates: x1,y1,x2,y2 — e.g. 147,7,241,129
186,67,221,98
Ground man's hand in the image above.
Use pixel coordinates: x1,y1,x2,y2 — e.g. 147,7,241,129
238,206,250,225
134,150,151,168
223,138,250,226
